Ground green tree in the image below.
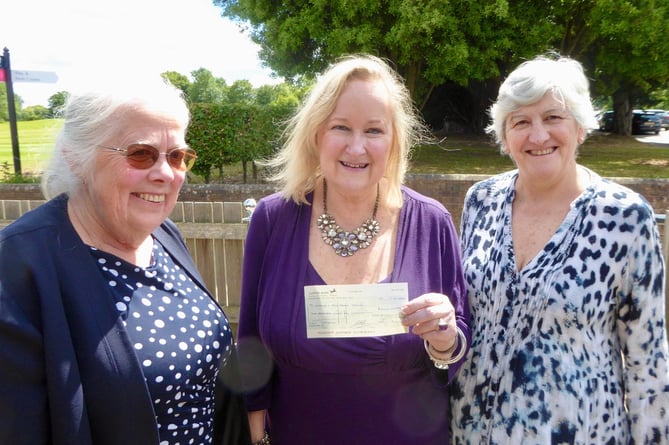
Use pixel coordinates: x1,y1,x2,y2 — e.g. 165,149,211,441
255,82,307,108
19,105,50,121
0,85,8,122
0,85,23,121
188,68,227,103
215,0,528,111
188,104,226,182
225,79,255,105
187,102,293,183
155,67,305,181
650,88,669,109
586,0,669,134
516,0,669,135
48,91,69,118
215,0,669,135
162,71,191,97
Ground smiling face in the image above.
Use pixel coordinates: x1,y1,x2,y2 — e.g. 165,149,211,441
74,108,188,248
317,78,393,198
504,92,585,185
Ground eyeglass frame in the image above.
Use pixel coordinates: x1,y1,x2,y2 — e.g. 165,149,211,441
99,143,198,172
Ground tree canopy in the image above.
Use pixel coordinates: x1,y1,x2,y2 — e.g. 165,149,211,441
47,91,69,117
0,84,23,123
214,0,669,135
160,68,305,182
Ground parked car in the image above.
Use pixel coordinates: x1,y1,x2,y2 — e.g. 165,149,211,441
645,109,669,130
598,111,614,132
632,110,661,134
599,110,661,134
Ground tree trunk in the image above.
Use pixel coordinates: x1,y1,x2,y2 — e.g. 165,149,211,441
612,90,631,136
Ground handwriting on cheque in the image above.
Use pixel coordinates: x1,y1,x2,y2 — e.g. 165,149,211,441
304,282,409,338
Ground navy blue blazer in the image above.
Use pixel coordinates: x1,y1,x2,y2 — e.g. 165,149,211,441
0,195,249,445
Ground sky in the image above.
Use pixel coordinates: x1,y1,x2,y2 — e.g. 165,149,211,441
3,0,280,107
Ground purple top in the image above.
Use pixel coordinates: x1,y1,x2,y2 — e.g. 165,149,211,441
238,186,470,445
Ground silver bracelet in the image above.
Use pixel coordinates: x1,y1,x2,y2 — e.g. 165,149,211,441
253,431,271,445
424,326,467,370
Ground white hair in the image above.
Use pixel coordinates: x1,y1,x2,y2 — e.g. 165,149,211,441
487,55,599,154
41,74,189,199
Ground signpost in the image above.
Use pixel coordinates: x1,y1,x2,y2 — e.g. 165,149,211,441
0,47,58,176
1,48,22,175
11,70,58,84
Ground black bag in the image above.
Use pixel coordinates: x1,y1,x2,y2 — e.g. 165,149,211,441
213,347,252,445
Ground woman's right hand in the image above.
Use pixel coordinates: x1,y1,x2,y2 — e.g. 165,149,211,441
401,292,458,353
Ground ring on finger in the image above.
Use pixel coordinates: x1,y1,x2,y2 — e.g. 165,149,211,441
437,318,448,331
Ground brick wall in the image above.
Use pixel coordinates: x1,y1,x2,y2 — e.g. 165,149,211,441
404,174,669,231
4,174,666,231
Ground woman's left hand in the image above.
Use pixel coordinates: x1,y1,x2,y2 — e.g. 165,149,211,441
401,292,457,353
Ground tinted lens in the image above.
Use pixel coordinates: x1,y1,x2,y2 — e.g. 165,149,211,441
125,144,159,169
167,148,197,171
121,144,196,171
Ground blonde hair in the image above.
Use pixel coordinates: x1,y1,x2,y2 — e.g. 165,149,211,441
265,54,428,206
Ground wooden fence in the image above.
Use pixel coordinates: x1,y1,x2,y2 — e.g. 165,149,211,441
1,200,668,337
0,200,250,333
170,201,248,330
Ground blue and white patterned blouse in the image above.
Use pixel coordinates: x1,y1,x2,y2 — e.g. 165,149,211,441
451,169,669,444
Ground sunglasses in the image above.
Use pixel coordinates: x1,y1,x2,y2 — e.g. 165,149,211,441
101,144,197,172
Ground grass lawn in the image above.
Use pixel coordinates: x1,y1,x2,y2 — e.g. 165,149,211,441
0,119,64,176
412,132,669,178
1,119,668,181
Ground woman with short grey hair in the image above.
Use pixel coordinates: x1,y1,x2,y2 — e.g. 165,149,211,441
451,54,669,444
0,75,250,445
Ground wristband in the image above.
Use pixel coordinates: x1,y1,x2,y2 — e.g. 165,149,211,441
424,326,467,370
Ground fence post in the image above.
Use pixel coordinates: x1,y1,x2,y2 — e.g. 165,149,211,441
167,201,247,336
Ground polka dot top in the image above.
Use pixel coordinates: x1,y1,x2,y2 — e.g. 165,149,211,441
91,239,234,445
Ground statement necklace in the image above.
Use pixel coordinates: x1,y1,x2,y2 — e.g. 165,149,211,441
316,180,381,257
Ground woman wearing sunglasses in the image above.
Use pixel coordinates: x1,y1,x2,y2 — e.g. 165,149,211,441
0,76,251,445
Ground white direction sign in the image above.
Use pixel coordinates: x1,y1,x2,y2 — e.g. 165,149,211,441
11,70,58,83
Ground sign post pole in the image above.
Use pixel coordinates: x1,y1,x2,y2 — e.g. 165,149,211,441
1,47,22,176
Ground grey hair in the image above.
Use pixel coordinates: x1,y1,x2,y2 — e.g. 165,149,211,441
41,75,189,199
265,54,429,206
487,55,599,154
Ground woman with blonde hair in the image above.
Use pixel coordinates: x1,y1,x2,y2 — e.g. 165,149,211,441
238,54,471,445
